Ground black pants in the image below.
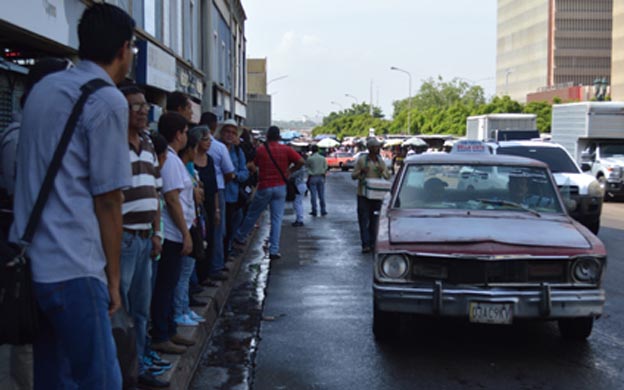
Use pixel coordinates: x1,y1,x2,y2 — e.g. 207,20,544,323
150,239,183,342
357,196,382,249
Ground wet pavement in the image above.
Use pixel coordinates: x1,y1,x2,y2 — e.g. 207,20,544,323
192,172,624,390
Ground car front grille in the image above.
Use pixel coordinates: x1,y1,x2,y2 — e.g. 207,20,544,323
558,185,579,196
411,257,569,285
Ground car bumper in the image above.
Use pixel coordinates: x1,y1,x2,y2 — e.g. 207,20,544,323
373,283,605,319
605,181,624,195
568,195,602,222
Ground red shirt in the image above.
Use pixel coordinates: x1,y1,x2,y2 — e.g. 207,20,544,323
255,142,302,190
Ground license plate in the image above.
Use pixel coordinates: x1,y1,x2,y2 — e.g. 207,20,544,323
469,302,513,325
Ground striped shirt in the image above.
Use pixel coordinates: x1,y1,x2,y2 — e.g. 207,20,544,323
122,134,161,230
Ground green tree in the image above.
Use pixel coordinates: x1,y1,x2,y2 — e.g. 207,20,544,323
523,101,552,133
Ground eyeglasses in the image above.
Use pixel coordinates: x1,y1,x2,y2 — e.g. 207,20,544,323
130,40,139,55
129,103,150,112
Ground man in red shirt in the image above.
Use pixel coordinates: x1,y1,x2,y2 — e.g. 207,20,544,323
233,126,304,259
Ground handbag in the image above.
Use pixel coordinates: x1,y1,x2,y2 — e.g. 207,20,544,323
264,142,298,202
0,79,111,345
189,224,205,261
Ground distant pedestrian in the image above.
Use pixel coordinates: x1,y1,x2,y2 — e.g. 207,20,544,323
290,161,307,227
118,85,167,388
9,3,136,388
199,112,234,280
233,126,304,260
305,144,328,217
351,137,391,253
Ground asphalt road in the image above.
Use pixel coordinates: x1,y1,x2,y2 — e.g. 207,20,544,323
250,171,624,390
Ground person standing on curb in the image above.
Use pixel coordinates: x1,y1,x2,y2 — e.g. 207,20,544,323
351,137,390,253
305,144,328,217
118,85,168,388
233,126,304,260
150,112,196,355
199,112,234,280
9,4,135,388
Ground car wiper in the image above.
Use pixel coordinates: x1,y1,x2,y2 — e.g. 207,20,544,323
476,199,541,217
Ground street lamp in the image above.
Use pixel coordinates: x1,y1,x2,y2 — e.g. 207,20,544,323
268,75,288,86
390,66,412,134
344,93,359,105
330,101,343,110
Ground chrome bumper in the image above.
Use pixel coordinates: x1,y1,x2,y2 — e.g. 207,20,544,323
374,282,605,319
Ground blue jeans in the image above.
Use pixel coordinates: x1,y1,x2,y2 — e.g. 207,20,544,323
33,277,121,390
151,240,183,343
174,256,195,318
210,189,226,274
309,175,326,215
293,182,307,222
119,232,152,373
357,195,382,249
235,185,286,255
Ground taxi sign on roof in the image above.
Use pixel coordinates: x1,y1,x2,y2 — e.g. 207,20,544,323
451,140,490,154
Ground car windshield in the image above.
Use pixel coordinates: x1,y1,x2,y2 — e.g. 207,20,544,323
337,153,353,158
394,163,563,214
497,146,579,173
600,143,624,158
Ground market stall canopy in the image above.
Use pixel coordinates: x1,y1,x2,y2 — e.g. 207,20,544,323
317,138,341,148
383,139,404,147
402,137,428,147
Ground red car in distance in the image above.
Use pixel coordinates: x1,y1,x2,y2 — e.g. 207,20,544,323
326,151,354,171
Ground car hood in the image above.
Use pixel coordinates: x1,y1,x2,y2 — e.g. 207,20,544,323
600,157,624,166
389,215,591,249
552,172,597,194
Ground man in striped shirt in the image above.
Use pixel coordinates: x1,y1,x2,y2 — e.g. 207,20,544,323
119,86,167,388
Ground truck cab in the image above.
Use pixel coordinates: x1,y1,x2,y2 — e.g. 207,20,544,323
581,140,624,199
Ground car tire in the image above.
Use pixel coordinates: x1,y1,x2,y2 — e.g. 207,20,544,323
373,301,399,341
585,218,600,234
340,163,347,171
558,317,594,340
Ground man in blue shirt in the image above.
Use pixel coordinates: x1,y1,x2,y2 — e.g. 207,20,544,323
9,4,135,388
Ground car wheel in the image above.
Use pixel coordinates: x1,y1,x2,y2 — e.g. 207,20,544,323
558,317,594,340
373,301,399,341
585,218,600,234
340,163,347,171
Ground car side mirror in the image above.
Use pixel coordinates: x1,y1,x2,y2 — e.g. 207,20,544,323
564,198,578,213
581,151,595,162
580,163,592,172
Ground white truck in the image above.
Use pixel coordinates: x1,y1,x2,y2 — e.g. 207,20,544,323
551,102,624,200
466,114,537,141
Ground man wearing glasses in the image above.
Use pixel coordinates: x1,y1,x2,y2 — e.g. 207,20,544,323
119,85,168,388
10,3,136,388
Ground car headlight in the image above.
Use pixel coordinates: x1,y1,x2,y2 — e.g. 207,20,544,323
381,255,409,279
588,180,604,198
571,257,602,283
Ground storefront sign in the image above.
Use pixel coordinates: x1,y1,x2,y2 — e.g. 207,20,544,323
136,41,176,92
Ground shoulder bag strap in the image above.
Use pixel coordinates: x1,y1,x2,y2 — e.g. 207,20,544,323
264,142,289,183
21,78,111,244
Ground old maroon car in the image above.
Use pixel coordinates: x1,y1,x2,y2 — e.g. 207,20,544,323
373,153,607,341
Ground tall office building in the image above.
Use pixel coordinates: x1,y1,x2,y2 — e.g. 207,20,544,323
497,0,612,102
612,0,624,100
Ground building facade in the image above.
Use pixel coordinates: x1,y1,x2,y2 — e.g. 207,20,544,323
245,58,271,130
612,0,624,100
497,0,612,103
0,0,247,129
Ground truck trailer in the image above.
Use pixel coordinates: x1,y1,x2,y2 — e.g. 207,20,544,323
465,114,537,141
551,102,624,199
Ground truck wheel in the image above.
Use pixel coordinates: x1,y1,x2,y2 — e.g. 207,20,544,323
373,301,399,341
585,218,600,234
598,176,610,202
558,317,593,340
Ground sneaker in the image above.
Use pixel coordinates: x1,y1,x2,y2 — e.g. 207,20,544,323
175,314,199,326
309,212,317,217
151,340,187,354
361,246,371,253
189,310,206,323
143,354,171,372
321,211,328,216
291,221,304,227
171,333,196,346
269,253,282,260
138,372,169,388
146,350,172,370
146,365,166,377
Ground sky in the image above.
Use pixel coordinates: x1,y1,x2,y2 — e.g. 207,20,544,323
243,0,497,122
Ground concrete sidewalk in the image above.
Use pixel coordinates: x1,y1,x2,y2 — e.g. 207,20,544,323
156,228,258,390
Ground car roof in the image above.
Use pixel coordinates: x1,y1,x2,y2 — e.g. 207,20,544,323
403,151,548,168
491,140,564,150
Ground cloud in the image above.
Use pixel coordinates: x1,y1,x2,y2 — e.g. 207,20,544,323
277,31,296,53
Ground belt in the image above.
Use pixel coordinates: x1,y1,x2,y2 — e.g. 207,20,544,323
123,228,151,239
